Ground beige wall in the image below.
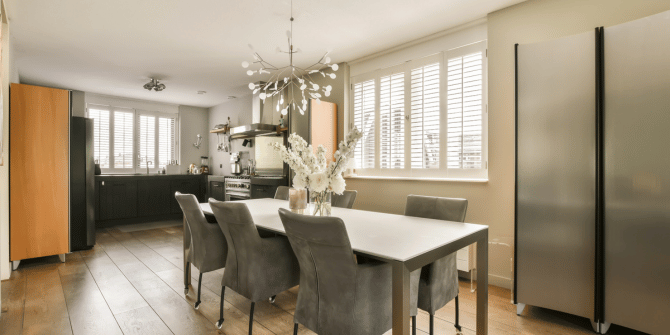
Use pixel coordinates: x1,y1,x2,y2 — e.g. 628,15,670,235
346,0,670,289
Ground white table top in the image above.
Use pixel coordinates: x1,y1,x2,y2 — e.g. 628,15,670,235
200,199,487,263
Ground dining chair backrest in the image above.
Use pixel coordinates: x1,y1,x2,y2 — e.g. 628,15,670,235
278,208,359,332
208,200,263,291
274,186,291,200
175,192,228,272
405,195,468,222
331,190,357,209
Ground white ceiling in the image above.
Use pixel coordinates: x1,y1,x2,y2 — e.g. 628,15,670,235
6,0,524,108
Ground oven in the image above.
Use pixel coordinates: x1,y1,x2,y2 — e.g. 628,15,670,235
224,177,251,201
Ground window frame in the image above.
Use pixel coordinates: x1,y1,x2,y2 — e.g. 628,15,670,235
348,41,488,181
86,104,179,174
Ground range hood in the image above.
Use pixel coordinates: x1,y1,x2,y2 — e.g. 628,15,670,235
229,82,278,139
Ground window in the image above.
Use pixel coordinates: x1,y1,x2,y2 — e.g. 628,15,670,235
88,108,110,168
353,79,376,169
87,104,178,173
350,41,487,180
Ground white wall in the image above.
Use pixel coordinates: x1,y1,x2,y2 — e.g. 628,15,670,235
208,95,255,176
1,16,20,281
179,105,209,168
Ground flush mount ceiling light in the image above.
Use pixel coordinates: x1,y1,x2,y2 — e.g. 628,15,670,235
143,78,166,92
242,0,337,116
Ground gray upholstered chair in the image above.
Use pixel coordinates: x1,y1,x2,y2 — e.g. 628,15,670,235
406,195,468,335
278,208,393,335
209,199,300,332
274,186,292,200
331,190,357,209
174,192,228,310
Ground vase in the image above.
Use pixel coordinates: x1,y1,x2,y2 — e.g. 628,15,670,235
310,190,332,216
288,188,308,214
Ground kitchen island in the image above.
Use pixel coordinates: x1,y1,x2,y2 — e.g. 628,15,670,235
95,174,207,227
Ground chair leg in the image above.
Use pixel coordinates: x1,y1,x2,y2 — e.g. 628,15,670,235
194,273,203,309
293,323,299,335
455,295,462,332
248,302,255,335
429,314,434,335
412,316,417,335
184,262,190,294
216,286,226,329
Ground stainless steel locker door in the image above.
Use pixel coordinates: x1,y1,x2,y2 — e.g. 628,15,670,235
517,31,596,319
604,10,670,335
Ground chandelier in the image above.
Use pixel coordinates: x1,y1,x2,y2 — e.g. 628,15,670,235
143,78,166,92
242,0,338,116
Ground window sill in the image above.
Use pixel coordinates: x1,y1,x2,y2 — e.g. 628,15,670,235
344,175,489,183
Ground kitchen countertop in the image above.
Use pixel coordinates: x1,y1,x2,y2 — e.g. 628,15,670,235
96,174,207,180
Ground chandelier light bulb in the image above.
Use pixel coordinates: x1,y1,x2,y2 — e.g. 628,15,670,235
247,70,254,76
331,64,339,71
259,92,266,100
329,73,336,79
248,83,256,90
242,61,250,68
325,57,331,64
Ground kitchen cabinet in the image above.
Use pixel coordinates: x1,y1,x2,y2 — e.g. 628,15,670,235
210,181,225,201
99,180,138,220
170,179,203,213
95,175,206,226
138,179,172,216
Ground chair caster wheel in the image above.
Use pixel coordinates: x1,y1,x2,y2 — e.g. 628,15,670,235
269,295,276,304
216,319,224,329
184,288,189,295
194,301,201,310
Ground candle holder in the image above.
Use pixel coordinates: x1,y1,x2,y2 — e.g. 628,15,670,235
288,188,308,214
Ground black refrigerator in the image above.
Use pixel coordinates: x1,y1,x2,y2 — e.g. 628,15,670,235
515,10,670,335
70,116,95,251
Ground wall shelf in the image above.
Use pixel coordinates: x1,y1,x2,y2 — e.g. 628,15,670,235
210,126,229,134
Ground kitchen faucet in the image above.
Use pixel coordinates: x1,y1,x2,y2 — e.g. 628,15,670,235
147,160,152,174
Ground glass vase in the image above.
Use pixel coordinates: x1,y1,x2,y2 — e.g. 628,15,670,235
310,191,332,216
288,188,308,214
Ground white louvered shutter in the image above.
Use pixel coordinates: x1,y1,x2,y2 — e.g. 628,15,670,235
447,52,484,169
410,63,440,169
353,79,376,169
158,117,176,168
380,73,405,169
138,115,156,169
88,108,110,168
113,111,134,169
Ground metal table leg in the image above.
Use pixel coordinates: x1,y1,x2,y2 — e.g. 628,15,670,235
476,230,489,334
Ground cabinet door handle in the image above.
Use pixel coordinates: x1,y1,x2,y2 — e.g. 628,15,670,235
102,181,105,186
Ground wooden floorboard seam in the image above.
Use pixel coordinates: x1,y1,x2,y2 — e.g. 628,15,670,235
79,250,146,334
96,229,184,334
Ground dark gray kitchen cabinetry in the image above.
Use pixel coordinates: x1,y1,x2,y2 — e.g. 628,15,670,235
95,175,206,226
98,180,138,220
138,179,172,216
209,181,225,201
170,179,203,214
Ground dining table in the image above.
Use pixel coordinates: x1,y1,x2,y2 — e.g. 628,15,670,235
184,198,489,335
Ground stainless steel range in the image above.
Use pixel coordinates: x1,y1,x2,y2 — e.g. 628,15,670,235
224,176,250,201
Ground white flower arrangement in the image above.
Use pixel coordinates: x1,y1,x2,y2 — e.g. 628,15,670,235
271,127,362,195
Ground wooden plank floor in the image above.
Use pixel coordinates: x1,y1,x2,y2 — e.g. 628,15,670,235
1,222,649,335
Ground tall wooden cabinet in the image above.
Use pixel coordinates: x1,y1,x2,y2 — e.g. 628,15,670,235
10,83,71,262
